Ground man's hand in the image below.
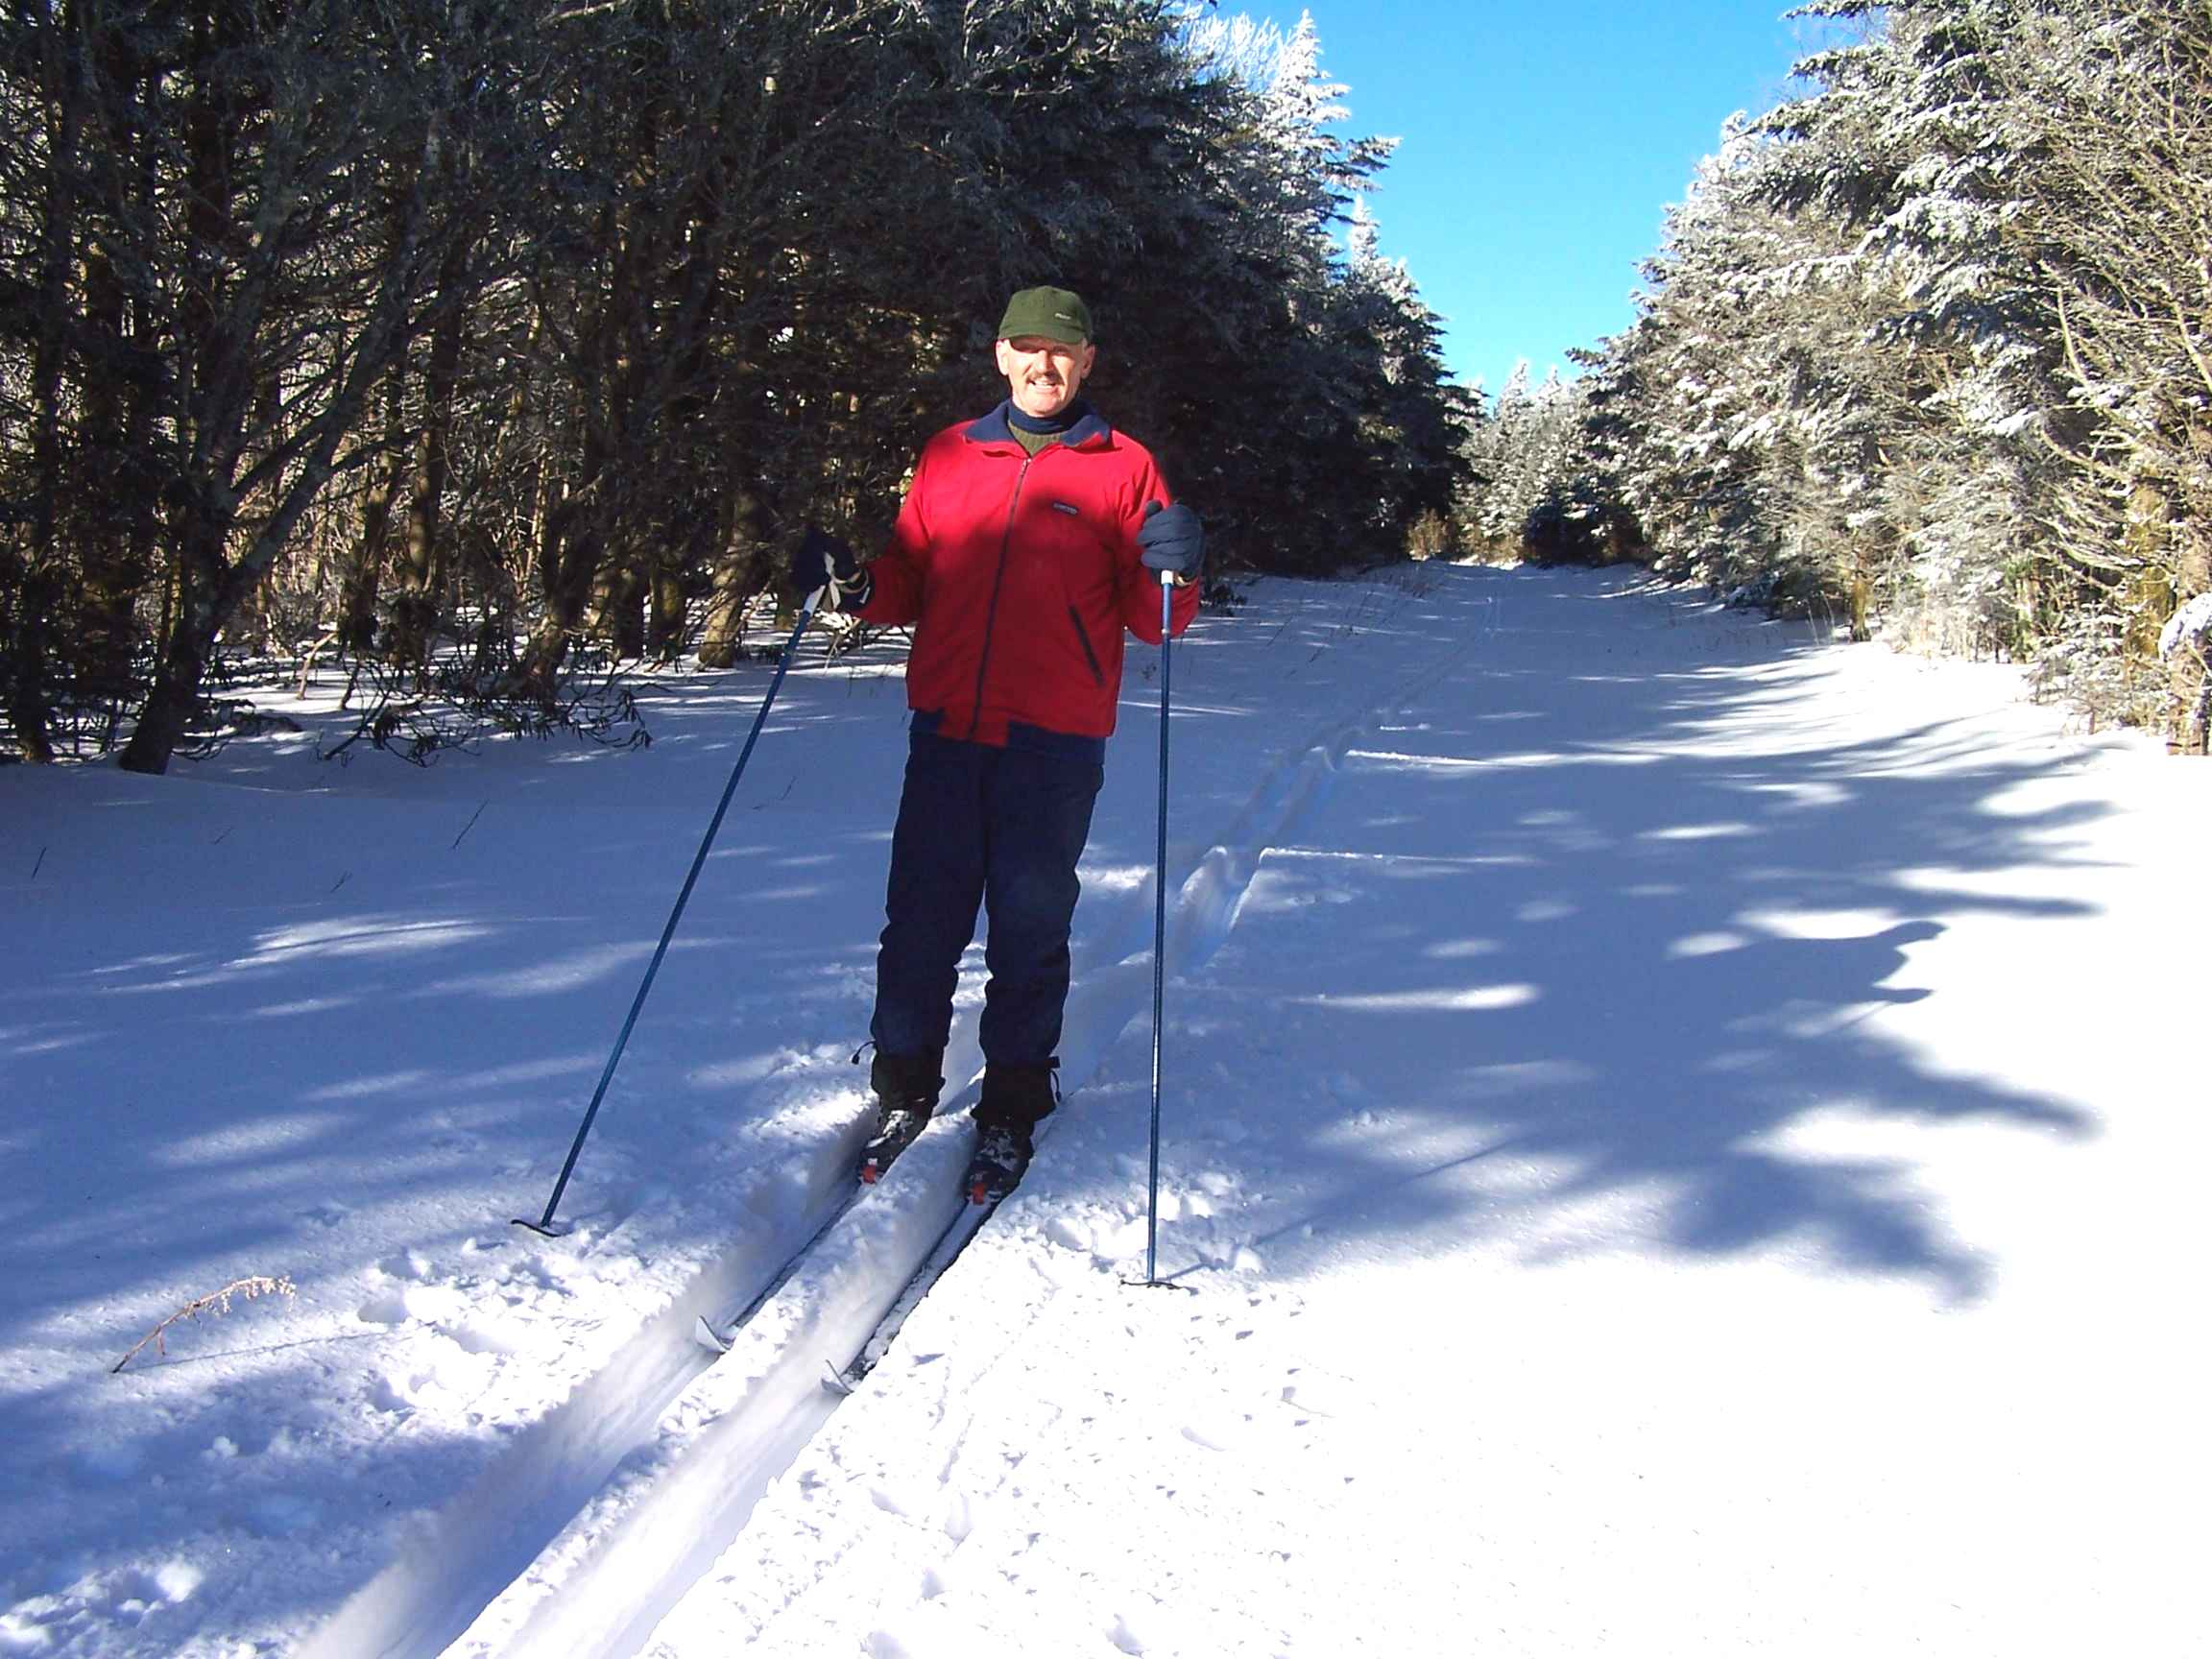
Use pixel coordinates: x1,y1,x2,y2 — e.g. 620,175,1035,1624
1138,501,1203,585
791,524,870,611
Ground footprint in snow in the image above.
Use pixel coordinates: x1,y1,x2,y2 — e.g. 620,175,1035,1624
355,1289,411,1327
941,1487,973,1543
445,1319,519,1357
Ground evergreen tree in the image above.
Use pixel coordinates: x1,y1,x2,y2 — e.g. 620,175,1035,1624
1565,0,2212,738
0,0,1470,766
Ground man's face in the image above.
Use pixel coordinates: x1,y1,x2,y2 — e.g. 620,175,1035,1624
997,334,1096,421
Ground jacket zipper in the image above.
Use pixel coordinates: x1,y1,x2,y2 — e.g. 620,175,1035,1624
1067,605,1105,686
968,450,1036,739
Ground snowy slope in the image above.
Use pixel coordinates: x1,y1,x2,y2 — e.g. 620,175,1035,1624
2,565,2203,1657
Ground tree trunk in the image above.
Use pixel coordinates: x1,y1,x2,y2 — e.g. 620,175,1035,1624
698,486,768,669
391,229,471,673
118,510,225,774
12,0,89,762
78,250,156,709
341,367,407,655
3,565,61,763
588,546,647,659
118,3,236,778
648,552,690,662
513,492,594,695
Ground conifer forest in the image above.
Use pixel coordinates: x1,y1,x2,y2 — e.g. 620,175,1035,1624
1475,0,2212,750
2,0,2208,769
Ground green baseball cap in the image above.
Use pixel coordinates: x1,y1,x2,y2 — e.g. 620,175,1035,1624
997,285,1093,345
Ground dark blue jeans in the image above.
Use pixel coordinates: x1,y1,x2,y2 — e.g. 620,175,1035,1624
870,726,1104,1071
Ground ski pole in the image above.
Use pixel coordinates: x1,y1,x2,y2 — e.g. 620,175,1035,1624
515,591,824,1238
1143,569,1174,1286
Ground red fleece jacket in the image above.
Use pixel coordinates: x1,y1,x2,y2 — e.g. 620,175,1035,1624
854,403,1201,748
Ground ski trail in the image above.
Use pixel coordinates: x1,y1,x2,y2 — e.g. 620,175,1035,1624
430,922,1188,1659
1145,600,1490,984
445,1115,984,1659
296,1108,870,1659
299,572,1496,1659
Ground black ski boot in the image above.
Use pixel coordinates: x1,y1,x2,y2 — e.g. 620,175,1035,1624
965,1062,1057,1204
858,1048,944,1185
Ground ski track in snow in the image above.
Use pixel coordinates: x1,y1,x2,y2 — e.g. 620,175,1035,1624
294,572,1493,1659
7,564,2203,1657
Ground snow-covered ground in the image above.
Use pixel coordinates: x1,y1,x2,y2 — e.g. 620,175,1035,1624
3,563,2203,1657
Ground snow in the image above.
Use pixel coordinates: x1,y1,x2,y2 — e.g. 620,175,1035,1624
2159,590,2212,660
3,564,2204,1657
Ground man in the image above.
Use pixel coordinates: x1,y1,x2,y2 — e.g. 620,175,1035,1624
793,285,1203,1201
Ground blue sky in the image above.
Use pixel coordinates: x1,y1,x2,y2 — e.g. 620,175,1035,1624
1255,1,1848,397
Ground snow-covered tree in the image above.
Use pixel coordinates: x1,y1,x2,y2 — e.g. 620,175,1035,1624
1561,0,2212,736
1461,362,1609,563
0,0,1471,765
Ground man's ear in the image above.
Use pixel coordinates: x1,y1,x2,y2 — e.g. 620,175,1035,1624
994,339,1015,375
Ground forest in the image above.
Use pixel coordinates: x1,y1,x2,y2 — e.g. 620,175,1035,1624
0,1,1465,773
1473,0,2212,750
4,0,2209,771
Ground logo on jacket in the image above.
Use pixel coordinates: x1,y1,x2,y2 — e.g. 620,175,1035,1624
1050,501,1081,517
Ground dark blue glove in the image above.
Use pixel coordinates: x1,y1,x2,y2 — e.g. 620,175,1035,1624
1138,501,1203,583
791,525,869,610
